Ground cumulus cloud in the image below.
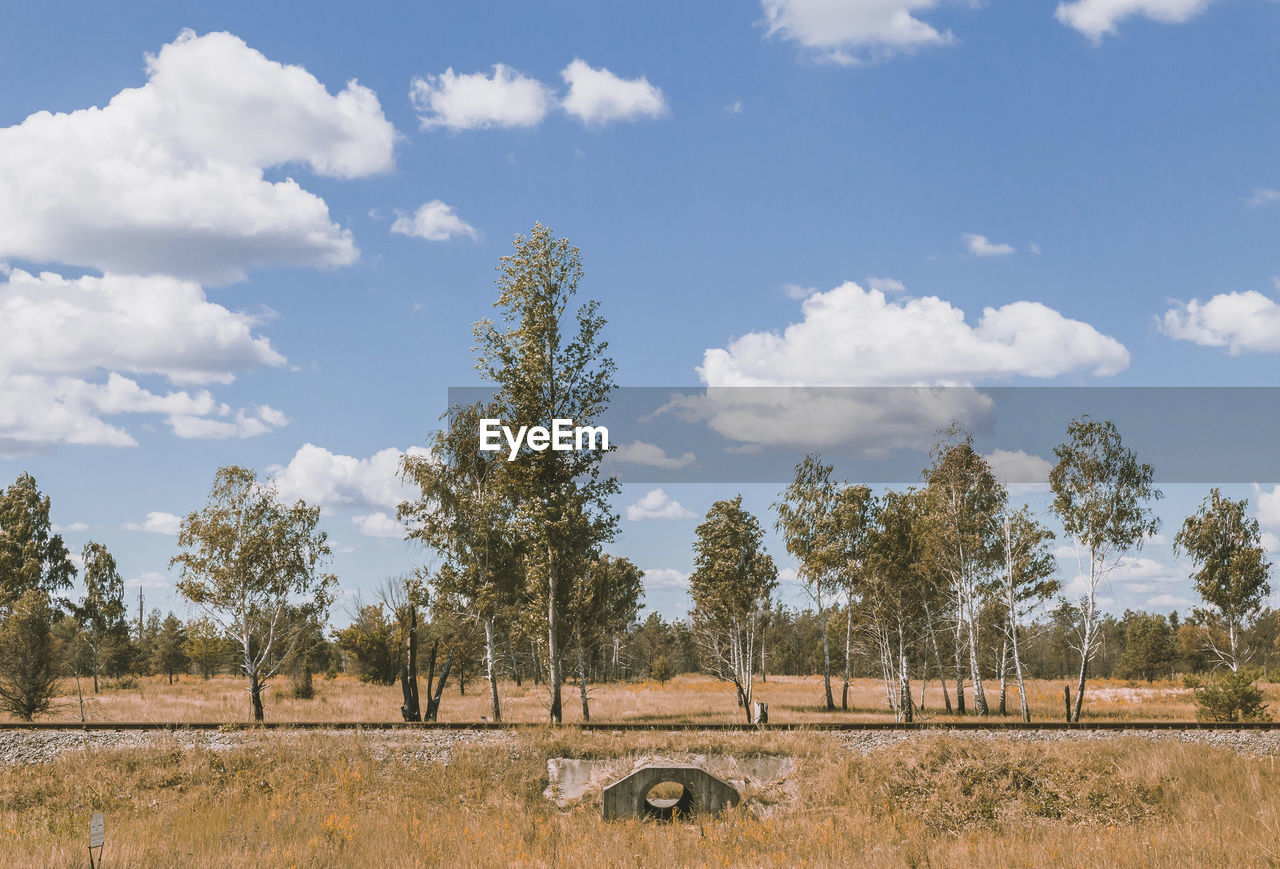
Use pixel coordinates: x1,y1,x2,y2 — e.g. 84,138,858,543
642,568,690,591
0,30,395,283
270,443,430,512
699,281,1130,387
390,200,479,242
1159,290,1280,354
124,571,171,590
0,373,286,455
625,489,697,521
0,269,284,385
984,449,1054,486
866,276,907,294
612,441,696,469
352,512,403,539
123,511,182,535
560,60,667,126
963,233,1015,257
760,0,956,64
1055,0,1218,43
411,64,552,130
1255,485,1280,529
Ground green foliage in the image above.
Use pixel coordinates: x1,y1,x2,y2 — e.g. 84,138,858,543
172,465,336,720
1118,610,1176,682
184,616,229,679
0,473,76,611
334,603,401,684
1175,488,1271,670
0,588,61,720
648,654,671,684
1188,668,1271,722
152,613,189,682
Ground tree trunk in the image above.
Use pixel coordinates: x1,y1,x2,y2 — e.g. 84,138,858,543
967,610,989,716
400,605,421,722
953,622,966,715
1011,622,1031,722
821,610,835,711
842,604,852,711
484,616,501,722
577,636,590,722
924,601,952,714
998,639,1008,716
1072,641,1089,723
249,672,265,722
546,553,563,724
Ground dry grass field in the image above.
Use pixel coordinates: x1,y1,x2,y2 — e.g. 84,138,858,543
4,729,1280,867
9,672,1280,724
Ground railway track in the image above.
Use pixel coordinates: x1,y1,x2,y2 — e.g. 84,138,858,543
2,720,1278,732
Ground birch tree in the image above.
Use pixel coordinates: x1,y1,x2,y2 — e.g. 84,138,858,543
401,401,520,722
690,496,777,721
72,541,126,693
774,454,841,710
831,482,874,710
172,466,336,722
1049,416,1160,722
1174,488,1270,672
568,553,643,721
997,505,1058,721
0,472,76,611
473,224,618,724
924,426,1005,715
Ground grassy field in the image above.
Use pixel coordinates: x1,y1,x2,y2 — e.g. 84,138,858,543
4,729,1280,867
9,672,1278,724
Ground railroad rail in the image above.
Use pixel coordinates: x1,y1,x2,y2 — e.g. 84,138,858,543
2,720,1279,732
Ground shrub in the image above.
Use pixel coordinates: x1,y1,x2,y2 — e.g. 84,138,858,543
648,655,671,685
1192,669,1271,722
0,589,61,720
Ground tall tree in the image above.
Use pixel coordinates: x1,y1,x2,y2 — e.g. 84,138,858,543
172,466,336,722
72,541,127,693
774,454,841,711
689,496,778,722
1174,488,1270,672
569,553,643,720
831,483,875,710
997,505,1058,721
152,613,189,684
472,224,618,723
0,589,61,720
0,472,76,611
924,426,1006,715
1050,415,1161,721
401,401,520,722
184,616,228,679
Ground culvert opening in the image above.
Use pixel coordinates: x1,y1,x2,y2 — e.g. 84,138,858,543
644,780,694,821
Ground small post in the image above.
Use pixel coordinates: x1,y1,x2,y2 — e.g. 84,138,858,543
752,701,768,725
1064,686,1071,723
88,811,104,868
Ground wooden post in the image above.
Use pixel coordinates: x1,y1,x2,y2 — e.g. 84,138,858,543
1064,685,1071,722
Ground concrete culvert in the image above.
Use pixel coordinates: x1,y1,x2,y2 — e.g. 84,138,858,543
602,764,740,821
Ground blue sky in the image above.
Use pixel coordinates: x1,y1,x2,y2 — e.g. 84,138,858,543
2,0,1279,622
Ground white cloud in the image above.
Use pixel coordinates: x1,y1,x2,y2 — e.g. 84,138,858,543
560,60,667,126
760,0,956,64
0,30,395,283
1147,593,1195,609
167,405,289,440
1245,188,1280,207
410,64,551,130
963,233,1015,257
612,441,696,469
1159,290,1280,354
352,512,403,539
55,522,90,533
0,269,284,385
124,571,170,590
0,372,286,455
1029,243,1042,255
1055,0,1218,43
984,449,1053,486
625,489,697,521
699,281,1130,387
866,276,907,293
642,568,690,591
123,511,182,535
1255,485,1280,529
726,100,744,114
270,443,430,512
784,284,816,300
390,200,479,242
